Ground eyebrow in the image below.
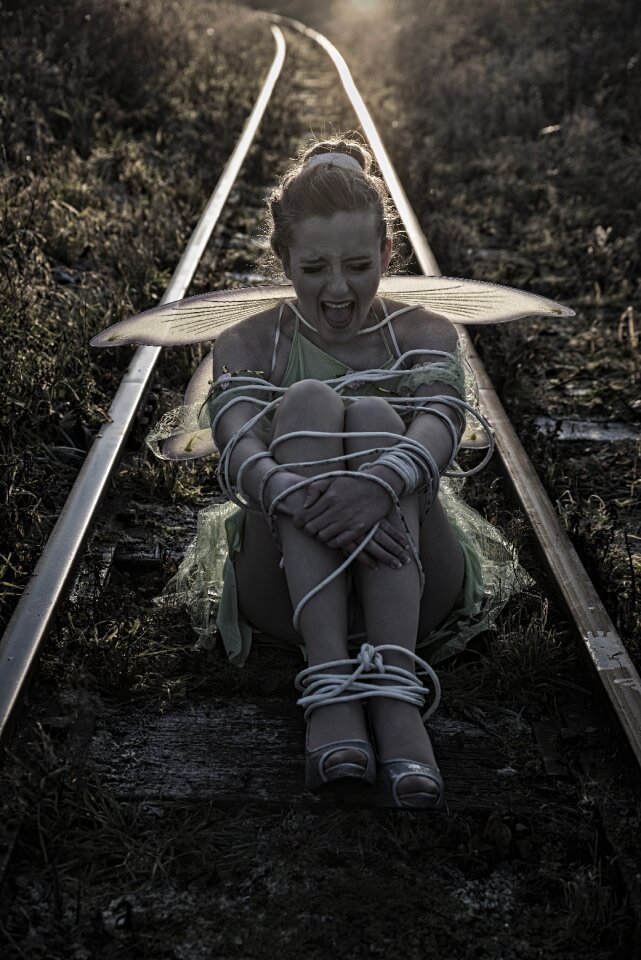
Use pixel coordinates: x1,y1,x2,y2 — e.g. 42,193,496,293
299,255,373,263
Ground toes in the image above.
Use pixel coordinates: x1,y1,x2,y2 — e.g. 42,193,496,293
396,774,442,807
324,747,368,773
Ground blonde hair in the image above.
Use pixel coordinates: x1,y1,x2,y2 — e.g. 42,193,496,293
266,135,393,267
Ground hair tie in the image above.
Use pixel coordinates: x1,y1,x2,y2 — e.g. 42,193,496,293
304,152,363,173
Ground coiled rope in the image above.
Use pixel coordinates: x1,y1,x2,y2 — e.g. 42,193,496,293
208,321,494,632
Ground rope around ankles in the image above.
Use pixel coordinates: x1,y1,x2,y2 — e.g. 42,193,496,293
295,642,442,724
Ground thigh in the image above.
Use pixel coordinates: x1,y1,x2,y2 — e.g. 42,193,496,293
417,497,466,636
234,510,301,645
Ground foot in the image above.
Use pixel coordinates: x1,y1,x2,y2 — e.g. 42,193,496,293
370,698,440,804
307,699,371,774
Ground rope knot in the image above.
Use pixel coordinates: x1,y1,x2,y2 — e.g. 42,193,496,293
357,642,385,673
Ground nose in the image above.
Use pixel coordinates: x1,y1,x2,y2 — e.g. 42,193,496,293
326,264,350,297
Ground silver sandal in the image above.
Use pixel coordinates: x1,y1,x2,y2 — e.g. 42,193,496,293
347,643,445,810
294,642,443,805
376,759,445,809
295,647,384,793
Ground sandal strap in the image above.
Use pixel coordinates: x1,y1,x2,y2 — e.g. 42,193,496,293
295,642,440,723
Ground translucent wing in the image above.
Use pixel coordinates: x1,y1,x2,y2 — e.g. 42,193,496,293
149,351,218,461
184,350,214,408
162,428,217,461
378,276,575,324
90,276,573,349
90,284,293,347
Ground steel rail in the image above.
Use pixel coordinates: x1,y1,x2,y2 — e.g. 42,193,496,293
273,14,641,770
0,25,287,746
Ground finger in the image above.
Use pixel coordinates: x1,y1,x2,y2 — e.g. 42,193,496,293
303,478,331,508
293,491,335,528
342,536,401,569
374,528,410,560
344,541,378,569
379,519,410,548
374,529,411,562
359,535,410,568
316,522,350,545
326,527,365,549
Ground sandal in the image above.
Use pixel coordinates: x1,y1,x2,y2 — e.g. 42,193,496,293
294,642,443,806
348,643,445,810
376,759,444,809
295,648,382,793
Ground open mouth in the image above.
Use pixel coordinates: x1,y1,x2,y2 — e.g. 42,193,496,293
321,300,354,327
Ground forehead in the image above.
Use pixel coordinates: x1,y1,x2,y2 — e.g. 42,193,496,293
289,211,380,259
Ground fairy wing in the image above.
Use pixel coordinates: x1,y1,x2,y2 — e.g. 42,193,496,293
90,276,573,349
90,285,293,347
102,275,570,461
378,276,575,323
184,350,214,408
161,428,217,461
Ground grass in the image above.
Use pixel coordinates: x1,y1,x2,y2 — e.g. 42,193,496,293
1,3,639,958
0,0,271,631
286,0,641,666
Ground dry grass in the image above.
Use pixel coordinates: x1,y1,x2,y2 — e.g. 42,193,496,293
304,0,641,661
0,4,638,958
0,0,270,630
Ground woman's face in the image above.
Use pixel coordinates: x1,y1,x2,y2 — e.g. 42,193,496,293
284,211,392,343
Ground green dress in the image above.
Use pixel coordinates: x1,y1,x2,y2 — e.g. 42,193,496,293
168,309,529,667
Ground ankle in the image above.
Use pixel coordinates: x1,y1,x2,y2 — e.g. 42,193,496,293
306,700,369,749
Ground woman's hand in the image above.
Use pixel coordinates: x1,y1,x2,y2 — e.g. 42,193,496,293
340,518,412,570
291,475,411,568
262,469,309,519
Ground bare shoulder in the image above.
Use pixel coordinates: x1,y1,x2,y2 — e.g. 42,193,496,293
384,300,459,355
212,303,281,379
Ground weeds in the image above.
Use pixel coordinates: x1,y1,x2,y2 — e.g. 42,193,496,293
0,0,270,629
311,0,641,664
0,3,638,958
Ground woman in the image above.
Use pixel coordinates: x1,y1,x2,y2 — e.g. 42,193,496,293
93,135,571,808
206,137,505,809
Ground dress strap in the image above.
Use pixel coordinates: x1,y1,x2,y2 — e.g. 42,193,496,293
268,302,286,380
377,296,403,361
358,299,414,336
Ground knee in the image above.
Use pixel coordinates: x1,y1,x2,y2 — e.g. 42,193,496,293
345,396,405,434
278,379,344,423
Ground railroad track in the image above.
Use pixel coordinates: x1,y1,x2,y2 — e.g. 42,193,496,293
1,14,640,946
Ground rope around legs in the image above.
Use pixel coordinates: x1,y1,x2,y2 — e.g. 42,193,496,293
295,642,441,723
210,354,495,634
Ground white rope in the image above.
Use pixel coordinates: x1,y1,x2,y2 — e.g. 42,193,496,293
261,460,421,631
208,349,495,632
295,642,441,723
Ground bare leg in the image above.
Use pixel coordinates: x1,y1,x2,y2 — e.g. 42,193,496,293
344,398,465,799
236,380,369,769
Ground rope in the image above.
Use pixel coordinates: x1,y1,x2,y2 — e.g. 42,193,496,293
295,642,441,723
208,345,495,632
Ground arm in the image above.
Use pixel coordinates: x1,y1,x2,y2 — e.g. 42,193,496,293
211,326,306,516
361,313,464,500
294,311,464,534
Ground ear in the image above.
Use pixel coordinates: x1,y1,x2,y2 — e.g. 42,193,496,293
380,237,393,273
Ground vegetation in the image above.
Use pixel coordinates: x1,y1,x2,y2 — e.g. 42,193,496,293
0,2,639,957
317,0,641,660
0,0,270,629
